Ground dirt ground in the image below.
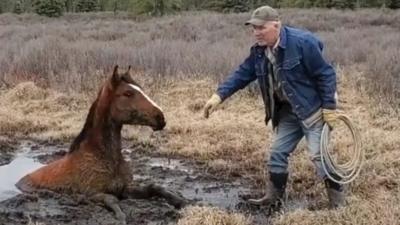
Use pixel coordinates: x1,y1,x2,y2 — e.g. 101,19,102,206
0,139,278,225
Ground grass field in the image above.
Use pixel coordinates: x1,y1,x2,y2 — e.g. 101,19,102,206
1,8,399,225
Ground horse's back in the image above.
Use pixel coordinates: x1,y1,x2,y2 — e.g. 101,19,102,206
15,156,75,193
15,151,130,195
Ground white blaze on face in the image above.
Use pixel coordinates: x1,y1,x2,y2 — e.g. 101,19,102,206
128,84,163,112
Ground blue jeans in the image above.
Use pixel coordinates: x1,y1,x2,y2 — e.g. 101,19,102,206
267,104,328,179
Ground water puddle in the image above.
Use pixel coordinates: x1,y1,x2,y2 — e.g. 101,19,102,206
0,154,43,202
0,141,66,202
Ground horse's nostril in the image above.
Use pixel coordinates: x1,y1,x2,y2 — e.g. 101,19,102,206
159,120,166,129
154,114,166,130
155,114,163,123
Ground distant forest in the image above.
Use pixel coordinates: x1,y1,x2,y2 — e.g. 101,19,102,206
1,0,399,17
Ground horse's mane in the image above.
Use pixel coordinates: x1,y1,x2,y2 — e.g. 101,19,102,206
69,97,98,153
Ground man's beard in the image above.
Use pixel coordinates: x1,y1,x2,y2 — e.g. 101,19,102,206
257,40,268,46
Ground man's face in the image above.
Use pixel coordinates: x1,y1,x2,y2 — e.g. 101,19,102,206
252,21,281,47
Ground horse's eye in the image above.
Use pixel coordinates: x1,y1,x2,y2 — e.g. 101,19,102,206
124,91,134,97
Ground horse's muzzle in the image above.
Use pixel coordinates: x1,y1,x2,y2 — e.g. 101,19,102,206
152,114,166,131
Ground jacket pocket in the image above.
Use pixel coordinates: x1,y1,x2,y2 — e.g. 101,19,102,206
282,57,309,83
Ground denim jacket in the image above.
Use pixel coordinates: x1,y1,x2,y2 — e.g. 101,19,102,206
216,25,336,127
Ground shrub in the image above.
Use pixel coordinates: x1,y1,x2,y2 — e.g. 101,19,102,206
76,0,99,12
13,0,24,14
33,0,64,17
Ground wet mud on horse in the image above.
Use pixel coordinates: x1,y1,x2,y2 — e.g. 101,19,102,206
15,66,187,224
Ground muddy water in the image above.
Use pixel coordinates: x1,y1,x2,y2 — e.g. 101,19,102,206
0,141,52,201
0,142,260,225
128,154,252,210
0,141,310,225
0,141,69,202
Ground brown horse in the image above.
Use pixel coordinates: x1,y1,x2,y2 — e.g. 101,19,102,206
15,65,186,224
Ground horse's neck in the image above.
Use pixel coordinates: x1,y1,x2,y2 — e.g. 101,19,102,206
70,103,123,162
89,117,123,161
70,86,125,163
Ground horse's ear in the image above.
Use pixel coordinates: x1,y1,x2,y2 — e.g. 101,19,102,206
111,65,120,87
125,65,133,79
123,65,134,82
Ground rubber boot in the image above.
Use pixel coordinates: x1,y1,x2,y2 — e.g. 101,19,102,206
325,178,345,208
248,172,288,206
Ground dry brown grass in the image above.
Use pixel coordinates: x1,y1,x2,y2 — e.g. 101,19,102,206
272,194,400,225
1,70,399,224
0,9,399,110
0,81,89,141
178,206,252,225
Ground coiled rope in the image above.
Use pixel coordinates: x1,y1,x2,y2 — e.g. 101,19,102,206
320,114,364,184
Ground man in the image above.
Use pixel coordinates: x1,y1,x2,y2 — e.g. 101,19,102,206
203,5,344,208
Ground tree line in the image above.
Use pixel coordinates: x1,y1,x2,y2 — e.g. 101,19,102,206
1,0,399,17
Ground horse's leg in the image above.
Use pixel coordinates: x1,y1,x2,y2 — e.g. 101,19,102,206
90,193,126,225
122,183,187,209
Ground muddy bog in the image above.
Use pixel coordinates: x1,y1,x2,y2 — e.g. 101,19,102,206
0,140,274,225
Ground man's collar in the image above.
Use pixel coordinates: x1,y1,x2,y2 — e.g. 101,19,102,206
272,37,280,50
278,26,287,49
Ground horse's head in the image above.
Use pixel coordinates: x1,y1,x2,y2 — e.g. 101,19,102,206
104,65,165,131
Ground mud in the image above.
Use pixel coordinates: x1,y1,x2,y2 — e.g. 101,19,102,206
0,140,311,225
0,138,17,167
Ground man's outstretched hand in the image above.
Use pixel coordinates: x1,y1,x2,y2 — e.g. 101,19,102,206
203,94,222,118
